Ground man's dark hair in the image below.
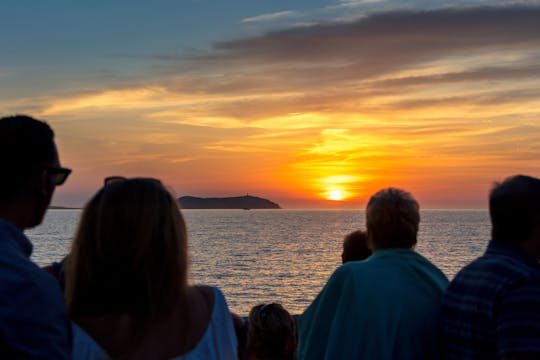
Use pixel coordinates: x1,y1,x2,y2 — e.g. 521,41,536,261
0,115,56,201
490,174,540,244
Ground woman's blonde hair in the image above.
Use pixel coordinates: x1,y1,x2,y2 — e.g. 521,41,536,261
65,178,188,320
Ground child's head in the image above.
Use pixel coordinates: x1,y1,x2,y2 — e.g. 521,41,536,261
248,303,296,359
342,230,372,263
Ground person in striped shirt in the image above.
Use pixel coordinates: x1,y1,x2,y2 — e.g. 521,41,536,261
439,174,540,360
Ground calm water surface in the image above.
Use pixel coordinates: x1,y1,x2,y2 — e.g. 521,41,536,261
27,209,490,314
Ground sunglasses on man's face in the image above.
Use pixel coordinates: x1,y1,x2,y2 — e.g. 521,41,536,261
45,167,72,186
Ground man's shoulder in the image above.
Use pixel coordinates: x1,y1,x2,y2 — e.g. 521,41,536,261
460,251,539,282
0,257,70,359
334,258,390,283
0,249,64,309
338,259,374,274
448,252,540,301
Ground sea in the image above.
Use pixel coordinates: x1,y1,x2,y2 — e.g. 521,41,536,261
26,209,490,315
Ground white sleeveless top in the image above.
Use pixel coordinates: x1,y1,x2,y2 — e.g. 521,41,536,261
71,287,238,359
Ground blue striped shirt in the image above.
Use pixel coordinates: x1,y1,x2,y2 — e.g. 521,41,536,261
439,240,540,359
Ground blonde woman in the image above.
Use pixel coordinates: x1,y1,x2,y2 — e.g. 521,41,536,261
65,178,237,359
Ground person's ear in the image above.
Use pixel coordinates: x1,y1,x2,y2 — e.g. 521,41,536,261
25,171,47,198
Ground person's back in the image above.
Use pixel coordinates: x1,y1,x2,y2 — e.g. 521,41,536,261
439,175,540,359
0,115,72,358
298,188,448,359
71,285,235,359
65,178,237,359
300,249,447,359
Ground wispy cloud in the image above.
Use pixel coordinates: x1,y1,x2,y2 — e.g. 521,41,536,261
242,10,297,23
335,0,386,8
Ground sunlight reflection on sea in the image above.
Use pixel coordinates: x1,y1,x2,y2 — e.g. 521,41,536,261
27,209,490,314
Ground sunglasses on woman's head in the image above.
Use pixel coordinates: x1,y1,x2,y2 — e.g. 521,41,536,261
103,176,127,186
103,177,164,187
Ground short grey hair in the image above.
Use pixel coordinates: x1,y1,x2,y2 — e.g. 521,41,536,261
366,187,420,249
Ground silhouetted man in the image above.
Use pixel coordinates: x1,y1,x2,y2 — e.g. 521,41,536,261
0,115,72,358
440,175,540,360
299,188,448,359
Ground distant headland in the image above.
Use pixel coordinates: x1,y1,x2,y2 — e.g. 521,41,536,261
178,195,281,209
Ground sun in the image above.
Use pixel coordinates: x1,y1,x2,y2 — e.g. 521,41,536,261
328,190,343,201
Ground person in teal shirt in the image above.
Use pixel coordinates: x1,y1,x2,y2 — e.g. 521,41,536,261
298,188,448,359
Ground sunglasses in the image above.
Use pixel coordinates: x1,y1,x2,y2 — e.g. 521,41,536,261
103,176,163,187
104,176,127,186
45,166,72,186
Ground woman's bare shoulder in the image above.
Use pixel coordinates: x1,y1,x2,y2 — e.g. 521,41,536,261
188,285,215,313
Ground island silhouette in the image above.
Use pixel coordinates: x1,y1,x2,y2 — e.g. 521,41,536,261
178,195,281,209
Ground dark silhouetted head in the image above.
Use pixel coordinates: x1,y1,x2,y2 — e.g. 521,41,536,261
489,175,540,246
65,178,188,322
248,303,296,360
342,230,372,263
366,188,420,250
0,115,69,228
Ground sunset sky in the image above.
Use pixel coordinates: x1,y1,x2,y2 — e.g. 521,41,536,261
1,1,539,208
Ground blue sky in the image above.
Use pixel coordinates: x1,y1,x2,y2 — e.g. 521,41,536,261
1,0,327,97
1,0,522,98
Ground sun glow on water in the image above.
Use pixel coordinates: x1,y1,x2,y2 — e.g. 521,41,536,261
30,209,490,314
